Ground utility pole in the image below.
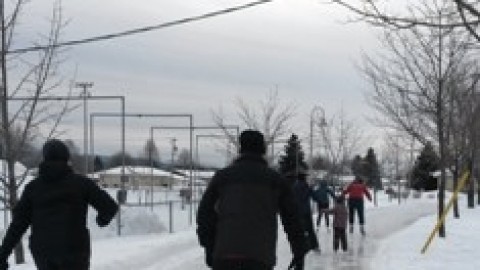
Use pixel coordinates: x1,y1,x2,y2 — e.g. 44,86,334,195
75,82,93,174
170,137,177,190
396,135,401,205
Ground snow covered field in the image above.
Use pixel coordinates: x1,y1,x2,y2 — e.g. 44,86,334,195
371,196,480,270
3,191,478,269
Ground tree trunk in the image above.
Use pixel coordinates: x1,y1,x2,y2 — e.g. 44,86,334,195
453,164,459,218
468,156,475,208
468,120,477,208
7,160,25,263
1,0,24,263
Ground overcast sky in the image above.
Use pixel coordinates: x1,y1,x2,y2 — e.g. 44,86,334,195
11,0,385,166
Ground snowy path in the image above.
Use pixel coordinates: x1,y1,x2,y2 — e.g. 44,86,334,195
278,201,436,269
10,199,436,269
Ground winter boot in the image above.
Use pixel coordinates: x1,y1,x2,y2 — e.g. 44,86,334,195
360,225,366,236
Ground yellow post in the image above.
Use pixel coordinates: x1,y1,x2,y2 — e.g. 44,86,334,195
420,169,471,254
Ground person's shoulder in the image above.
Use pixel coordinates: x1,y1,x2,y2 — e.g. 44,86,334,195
23,178,38,192
70,173,97,186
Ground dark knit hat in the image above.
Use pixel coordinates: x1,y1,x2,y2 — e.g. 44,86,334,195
239,130,266,155
42,139,70,162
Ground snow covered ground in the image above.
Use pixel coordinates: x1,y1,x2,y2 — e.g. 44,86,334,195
3,191,479,269
371,196,480,270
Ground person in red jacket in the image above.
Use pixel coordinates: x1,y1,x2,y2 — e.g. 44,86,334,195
342,176,372,235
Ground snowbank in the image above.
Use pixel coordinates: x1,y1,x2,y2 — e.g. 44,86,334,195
88,207,166,239
371,195,480,270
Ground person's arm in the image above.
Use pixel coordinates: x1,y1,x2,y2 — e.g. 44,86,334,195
327,187,336,199
196,172,221,268
278,178,307,262
0,184,33,263
85,177,119,226
309,186,320,203
342,184,351,197
363,185,372,201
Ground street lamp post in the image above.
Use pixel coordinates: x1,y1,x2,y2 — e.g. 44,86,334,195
75,82,94,174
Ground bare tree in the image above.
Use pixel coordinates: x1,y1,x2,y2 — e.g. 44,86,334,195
176,148,191,169
330,0,480,42
361,9,478,236
0,0,75,263
212,90,297,164
64,139,85,173
316,108,365,180
109,151,135,168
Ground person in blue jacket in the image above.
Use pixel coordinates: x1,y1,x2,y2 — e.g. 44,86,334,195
313,180,336,231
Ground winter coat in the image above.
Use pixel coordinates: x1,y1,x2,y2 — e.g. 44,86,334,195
196,154,306,267
0,161,118,264
342,180,372,201
313,182,335,205
325,204,348,229
293,180,319,215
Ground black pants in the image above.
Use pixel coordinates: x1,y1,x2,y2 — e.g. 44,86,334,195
33,255,90,270
302,213,319,250
316,202,330,227
213,259,273,270
333,227,347,252
348,199,365,225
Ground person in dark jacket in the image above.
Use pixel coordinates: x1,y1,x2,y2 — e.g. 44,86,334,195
313,181,335,231
291,170,320,258
197,130,307,270
342,176,372,235
0,139,118,270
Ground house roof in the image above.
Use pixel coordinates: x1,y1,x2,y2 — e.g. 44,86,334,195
98,166,187,181
175,169,216,179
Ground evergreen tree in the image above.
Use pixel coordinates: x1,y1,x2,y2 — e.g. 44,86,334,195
351,155,364,177
139,138,160,164
364,148,382,189
412,142,439,190
278,134,308,175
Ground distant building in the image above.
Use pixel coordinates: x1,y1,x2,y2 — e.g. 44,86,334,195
432,170,456,191
97,166,187,189
175,169,215,185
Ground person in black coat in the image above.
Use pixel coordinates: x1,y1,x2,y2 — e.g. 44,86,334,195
197,130,307,270
290,170,320,256
0,139,118,270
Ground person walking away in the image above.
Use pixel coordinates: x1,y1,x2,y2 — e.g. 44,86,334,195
313,180,335,231
197,130,307,270
342,176,372,235
0,139,119,270
323,196,348,252
291,169,320,257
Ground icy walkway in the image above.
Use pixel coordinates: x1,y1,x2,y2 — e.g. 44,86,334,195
10,199,436,270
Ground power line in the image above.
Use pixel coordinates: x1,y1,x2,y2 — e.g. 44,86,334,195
8,0,272,54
